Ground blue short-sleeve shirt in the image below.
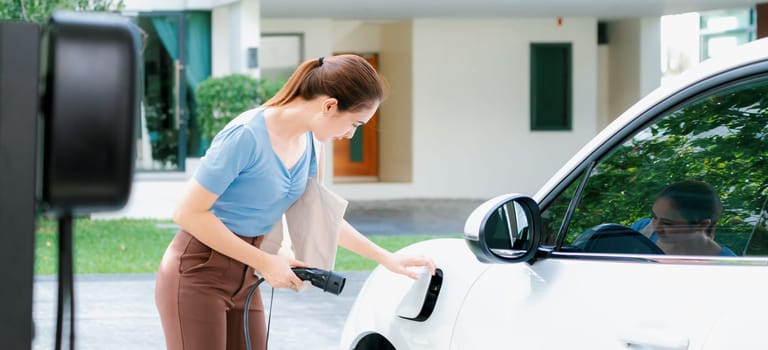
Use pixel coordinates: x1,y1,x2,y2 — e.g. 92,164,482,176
194,109,317,237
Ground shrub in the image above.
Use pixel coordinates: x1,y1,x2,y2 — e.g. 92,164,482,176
195,74,285,142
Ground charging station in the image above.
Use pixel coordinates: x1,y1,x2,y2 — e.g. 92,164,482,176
0,12,141,349
0,20,41,350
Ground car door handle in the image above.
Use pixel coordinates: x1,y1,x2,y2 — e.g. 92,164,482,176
618,330,690,350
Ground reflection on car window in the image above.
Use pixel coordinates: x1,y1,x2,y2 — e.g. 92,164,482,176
551,78,768,257
541,172,585,246
629,180,735,256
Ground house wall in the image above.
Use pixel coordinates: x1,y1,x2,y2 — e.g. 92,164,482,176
597,45,611,130
266,17,600,199
406,18,599,199
606,17,661,122
261,19,333,60
378,21,414,183
333,21,381,53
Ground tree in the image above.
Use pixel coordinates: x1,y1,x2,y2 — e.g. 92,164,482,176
0,0,124,24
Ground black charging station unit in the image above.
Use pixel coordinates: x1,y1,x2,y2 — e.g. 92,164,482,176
0,12,141,349
0,20,41,350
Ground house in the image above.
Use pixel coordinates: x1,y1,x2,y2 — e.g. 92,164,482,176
103,0,764,219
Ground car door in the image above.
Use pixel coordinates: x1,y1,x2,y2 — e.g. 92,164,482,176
451,61,768,349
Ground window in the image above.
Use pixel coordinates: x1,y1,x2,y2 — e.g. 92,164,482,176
530,43,572,131
260,33,304,81
542,77,768,257
700,9,756,60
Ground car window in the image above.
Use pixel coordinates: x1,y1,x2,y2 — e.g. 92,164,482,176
548,77,768,257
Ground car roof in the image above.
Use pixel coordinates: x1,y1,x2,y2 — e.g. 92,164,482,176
534,37,768,202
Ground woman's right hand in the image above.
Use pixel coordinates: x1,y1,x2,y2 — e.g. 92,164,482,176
257,254,308,289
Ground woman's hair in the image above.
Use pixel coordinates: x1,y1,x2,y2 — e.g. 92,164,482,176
657,180,722,224
262,54,385,112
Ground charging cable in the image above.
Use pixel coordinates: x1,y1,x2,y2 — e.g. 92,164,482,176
244,267,346,350
243,277,267,350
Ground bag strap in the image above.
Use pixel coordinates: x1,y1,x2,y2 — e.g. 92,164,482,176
311,135,325,184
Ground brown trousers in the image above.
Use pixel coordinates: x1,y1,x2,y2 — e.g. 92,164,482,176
155,230,266,350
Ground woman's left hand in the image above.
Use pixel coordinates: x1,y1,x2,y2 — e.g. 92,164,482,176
381,253,436,280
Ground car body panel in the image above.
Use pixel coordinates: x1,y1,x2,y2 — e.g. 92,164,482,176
452,258,768,349
340,239,487,350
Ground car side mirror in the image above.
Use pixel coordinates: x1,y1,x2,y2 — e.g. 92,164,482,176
464,194,542,263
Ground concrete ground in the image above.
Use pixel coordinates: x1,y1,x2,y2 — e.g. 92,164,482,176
32,272,371,350
344,198,485,235
31,198,484,350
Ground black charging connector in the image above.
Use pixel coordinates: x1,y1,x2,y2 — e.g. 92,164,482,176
244,267,346,350
291,267,346,295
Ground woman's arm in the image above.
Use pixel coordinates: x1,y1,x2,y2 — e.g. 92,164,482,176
337,219,435,279
173,179,305,288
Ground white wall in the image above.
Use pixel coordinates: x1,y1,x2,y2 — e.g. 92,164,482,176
333,21,381,53
211,1,260,77
406,18,599,199
606,18,662,121
606,20,640,122
639,17,662,96
597,45,611,130
261,19,334,60
378,21,414,183
211,5,230,77
660,13,701,86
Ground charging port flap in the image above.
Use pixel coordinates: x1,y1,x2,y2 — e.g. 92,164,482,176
396,268,443,322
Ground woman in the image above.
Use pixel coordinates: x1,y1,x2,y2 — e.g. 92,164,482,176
155,55,435,350
631,180,735,256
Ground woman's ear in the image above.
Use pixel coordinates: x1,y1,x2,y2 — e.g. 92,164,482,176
321,98,338,114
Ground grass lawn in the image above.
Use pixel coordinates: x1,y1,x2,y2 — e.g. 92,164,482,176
35,218,459,275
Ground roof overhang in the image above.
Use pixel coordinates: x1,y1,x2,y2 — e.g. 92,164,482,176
261,0,758,21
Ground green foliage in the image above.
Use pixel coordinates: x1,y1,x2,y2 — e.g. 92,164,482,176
195,74,285,142
34,217,445,274
544,79,768,255
0,0,124,24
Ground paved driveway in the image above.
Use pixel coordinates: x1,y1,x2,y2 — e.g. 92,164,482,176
32,272,370,350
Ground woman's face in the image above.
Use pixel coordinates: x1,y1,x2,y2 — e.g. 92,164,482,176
314,99,378,142
651,196,711,243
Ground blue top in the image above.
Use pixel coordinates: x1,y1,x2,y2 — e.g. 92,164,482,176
630,218,736,256
194,109,317,237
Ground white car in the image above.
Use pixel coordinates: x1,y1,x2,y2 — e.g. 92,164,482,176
340,38,768,350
